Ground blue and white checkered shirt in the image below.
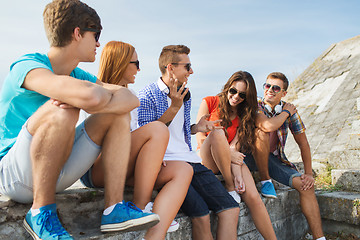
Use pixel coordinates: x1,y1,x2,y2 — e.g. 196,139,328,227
138,78,193,151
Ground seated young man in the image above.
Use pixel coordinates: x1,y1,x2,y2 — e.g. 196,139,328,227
245,72,326,240
0,1,158,239
137,44,240,240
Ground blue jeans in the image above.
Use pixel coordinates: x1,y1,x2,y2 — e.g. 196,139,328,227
180,163,239,218
244,153,301,188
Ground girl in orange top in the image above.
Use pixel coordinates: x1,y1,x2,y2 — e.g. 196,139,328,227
196,71,277,240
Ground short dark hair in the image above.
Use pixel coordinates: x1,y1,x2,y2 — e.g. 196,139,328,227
266,72,289,90
43,0,102,47
158,45,190,75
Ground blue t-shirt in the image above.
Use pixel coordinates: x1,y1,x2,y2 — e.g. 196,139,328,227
0,53,97,160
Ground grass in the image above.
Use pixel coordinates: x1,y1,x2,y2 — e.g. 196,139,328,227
314,164,345,192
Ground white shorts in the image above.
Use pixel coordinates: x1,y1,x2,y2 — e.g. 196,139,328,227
0,121,101,203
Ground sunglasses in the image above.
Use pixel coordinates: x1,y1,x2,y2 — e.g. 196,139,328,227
263,83,282,93
229,88,246,99
171,63,192,72
82,28,101,42
130,60,140,70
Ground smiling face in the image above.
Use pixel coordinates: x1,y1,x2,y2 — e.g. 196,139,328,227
170,54,193,86
121,51,140,86
263,77,287,108
227,80,247,109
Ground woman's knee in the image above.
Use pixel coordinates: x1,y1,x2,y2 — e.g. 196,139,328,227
208,128,226,140
146,121,169,142
169,162,193,181
178,162,194,179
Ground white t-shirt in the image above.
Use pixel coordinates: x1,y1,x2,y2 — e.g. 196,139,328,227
162,93,201,163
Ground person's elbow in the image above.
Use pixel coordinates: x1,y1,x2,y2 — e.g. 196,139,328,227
81,87,110,112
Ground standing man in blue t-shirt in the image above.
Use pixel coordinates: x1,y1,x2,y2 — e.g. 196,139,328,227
0,0,159,239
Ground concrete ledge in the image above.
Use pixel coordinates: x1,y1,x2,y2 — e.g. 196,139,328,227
2,182,360,239
317,190,360,226
1,182,310,240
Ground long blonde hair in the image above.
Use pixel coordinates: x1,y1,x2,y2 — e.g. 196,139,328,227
98,41,135,87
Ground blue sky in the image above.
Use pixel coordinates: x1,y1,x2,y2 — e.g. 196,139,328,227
0,0,359,102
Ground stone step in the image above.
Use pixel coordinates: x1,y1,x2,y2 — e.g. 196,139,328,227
316,190,360,237
1,182,359,239
1,182,308,240
317,190,360,226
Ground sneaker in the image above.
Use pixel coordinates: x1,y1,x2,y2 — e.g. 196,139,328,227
143,202,179,233
23,204,74,240
101,201,160,233
228,191,241,203
261,181,277,199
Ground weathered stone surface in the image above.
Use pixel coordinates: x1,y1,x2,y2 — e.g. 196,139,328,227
0,183,309,240
284,35,360,170
332,169,360,192
2,182,360,239
317,191,360,226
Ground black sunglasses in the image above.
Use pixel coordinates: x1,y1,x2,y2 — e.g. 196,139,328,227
229,88,246,99
82,28,101,42
171,63,192,72
130,60,140,70
263,83,282,93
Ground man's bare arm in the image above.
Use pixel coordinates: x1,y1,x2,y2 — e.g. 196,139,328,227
23,68,139,114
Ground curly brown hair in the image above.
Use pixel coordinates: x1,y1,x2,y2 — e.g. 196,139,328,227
43,0,102,47
218,71,258,153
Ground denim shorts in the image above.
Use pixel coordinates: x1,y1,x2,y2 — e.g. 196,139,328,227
180,163,239,218
0,121,101,203
244,153,301,188
80,166,97,188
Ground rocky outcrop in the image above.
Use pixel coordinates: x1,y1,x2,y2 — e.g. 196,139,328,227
284,35,360,171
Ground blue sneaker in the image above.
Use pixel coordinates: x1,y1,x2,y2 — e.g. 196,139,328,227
23,204,74,239
101,201,160,233
261,181,277,199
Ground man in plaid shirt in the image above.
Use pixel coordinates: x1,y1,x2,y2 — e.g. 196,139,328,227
244,72,326,240
138,45,240,240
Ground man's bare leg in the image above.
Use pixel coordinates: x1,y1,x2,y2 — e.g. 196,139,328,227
192,215,214,240
216,207,239,240
27,102,80,209
253,129,271,181
292,177,324,239
84,113,131,207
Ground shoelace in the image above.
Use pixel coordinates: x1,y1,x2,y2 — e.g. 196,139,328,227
37,210,68,237
124,201,143,213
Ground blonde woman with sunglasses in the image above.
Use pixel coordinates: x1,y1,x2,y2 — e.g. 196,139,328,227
80,41,193,240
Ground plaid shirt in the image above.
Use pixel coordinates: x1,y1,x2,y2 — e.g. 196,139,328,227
138,79,193,151
258,98,306,167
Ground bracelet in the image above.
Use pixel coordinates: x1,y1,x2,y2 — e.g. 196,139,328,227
282,109,291,117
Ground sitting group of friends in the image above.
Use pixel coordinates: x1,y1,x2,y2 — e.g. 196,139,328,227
0,0,327,240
